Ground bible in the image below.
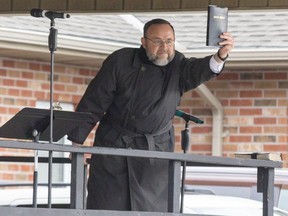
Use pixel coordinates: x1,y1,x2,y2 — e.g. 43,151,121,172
234,152,282,162
206,5,228,47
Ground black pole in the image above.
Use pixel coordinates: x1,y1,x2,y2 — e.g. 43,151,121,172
180,121,190,213
47,18,58,208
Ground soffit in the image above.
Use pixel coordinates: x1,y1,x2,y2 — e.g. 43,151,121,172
0,10,287,68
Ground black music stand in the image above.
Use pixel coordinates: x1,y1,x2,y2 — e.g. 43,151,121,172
0,107,94,142
0,107,94,207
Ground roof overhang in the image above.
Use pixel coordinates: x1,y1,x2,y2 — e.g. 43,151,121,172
1,27,287,68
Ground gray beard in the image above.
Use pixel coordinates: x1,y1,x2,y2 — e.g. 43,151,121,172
147,52,175,66
151,58,169,66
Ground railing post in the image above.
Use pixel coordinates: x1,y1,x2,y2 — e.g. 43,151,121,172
257,167,275,216
168,160,181,213
70,152,85,209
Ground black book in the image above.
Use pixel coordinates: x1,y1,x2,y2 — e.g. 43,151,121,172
206,5,228,47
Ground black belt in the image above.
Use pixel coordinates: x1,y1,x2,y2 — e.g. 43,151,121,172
107,118,172,152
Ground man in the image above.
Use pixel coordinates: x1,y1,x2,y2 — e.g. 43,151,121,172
68,18,234,212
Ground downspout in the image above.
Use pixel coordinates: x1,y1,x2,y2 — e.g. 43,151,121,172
195,84,223,156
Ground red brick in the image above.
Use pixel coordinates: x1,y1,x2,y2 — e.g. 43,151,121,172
3,173,13,180
41,83,50,90
223,144,238,152
240,90,262,98
264,126,287,134
264,90,287,98
0,107,8,114
0,69,7,76
22,71,33,79
254,117,277,125
278,136,287,143
217,72,239,80
21,164,33,172
73,77,84,84
16,80,28,87
55,66,65,73
54,84,65,91
230,99,253,106
3,60,15,67
34,91,46,99
264,144,287,152
255,99,276,106
29,63,41,70
229,136,252,142
216,90,239,98
240,126,262,133
192,126,212,133
240,108,262,115
279,99,288,106
229,81,254,89
8,164,19,171
254,135,276,143
224,108,238,115
3,79,15,86
3,98,15,105
72,95,82,104
20,90,33,98
15,61,28,69
255,81,277,89
79,68,90,76
265,72,287,80
41,65,50,72
191,144,212,151
8,89,20,96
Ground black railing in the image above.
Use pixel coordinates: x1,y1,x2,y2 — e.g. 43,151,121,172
0,139,282,216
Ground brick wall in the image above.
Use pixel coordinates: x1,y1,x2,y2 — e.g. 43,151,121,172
0,57,287,182
174,67,288,167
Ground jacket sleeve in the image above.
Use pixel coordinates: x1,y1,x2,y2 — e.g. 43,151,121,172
179,54,223,93
67,52,119,144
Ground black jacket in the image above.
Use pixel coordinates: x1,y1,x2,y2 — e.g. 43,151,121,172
68,46,221,211
68,46,218,144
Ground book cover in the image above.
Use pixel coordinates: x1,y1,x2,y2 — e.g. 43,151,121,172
234,152,282,162
206,5,228,47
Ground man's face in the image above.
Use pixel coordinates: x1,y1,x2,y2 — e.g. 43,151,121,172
141,24,175,66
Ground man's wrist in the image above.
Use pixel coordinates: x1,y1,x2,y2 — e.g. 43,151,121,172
217,49,228,61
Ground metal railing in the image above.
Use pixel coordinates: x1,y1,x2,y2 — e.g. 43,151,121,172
0,139,283,216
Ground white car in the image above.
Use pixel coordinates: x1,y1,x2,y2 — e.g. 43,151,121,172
0,186,70,208
0,185,288,216
183,194,288,216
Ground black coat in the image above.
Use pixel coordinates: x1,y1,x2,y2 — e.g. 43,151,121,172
68,46,221,211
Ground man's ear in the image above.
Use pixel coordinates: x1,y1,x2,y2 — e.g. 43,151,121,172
141,37,146,48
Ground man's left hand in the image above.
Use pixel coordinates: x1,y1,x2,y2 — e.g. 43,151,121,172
218,32,234,60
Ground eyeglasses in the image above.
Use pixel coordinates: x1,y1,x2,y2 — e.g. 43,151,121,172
145,37,175,47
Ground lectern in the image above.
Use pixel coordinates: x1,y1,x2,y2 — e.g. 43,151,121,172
0,107,94,142
0,107,94,207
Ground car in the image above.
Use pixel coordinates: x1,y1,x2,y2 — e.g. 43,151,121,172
183,194,288,216
0,185,288,216
185,166,288,212
0,186,70,208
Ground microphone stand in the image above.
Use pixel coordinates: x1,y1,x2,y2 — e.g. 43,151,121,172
180,120,190,213
47,17,58,209
31,18,57,209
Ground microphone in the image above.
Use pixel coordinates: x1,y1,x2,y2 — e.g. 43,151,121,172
175,110,204,124
30,9,70,19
